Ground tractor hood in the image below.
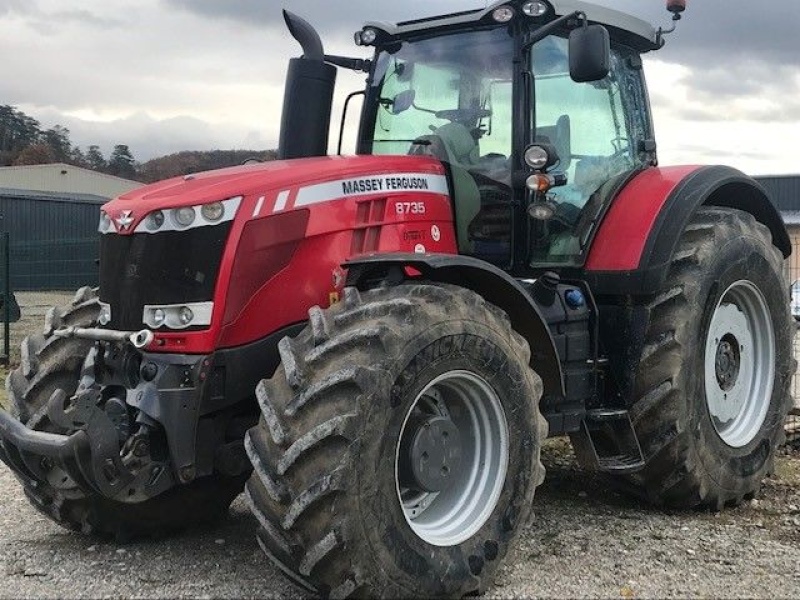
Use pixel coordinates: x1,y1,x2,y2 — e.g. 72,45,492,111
101,154,448,235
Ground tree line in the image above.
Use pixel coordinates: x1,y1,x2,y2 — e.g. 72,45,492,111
0,104,277,183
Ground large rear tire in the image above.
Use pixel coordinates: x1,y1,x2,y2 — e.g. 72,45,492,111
624,208,794,508
5,288,246,540
245,284,547,598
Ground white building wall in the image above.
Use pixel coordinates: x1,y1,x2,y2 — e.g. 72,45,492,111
0,163,142,199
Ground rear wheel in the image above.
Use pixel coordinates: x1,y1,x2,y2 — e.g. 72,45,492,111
245,283,547,597
5,288,246,539
624,208,793,508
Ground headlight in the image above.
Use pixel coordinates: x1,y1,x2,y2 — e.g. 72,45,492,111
522,1,549,17
146,210,165,231
143,302,214,330
201,202,225,222
179,306,194,326
152,308,166,328
98,303,112,326
528,201,557,221
492,6,515,23
98,211,112,234
524,145,550,170
360,28,378,45
134,197,242,235
173,207,196,228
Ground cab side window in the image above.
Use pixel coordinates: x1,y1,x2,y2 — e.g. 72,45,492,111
528,36,649,264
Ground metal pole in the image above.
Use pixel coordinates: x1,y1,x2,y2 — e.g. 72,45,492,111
2,232,9,366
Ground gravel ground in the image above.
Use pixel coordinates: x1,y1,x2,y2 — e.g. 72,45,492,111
1,292,800,598
0,441,798,599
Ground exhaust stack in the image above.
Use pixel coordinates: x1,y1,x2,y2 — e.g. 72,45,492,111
277,11,337,160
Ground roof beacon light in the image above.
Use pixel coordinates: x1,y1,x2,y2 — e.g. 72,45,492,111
658,0,688,45
492,6,516,23
522,1,549,17
667,0,687,15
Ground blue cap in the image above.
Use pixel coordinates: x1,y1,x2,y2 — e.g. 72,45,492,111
565,289,586,309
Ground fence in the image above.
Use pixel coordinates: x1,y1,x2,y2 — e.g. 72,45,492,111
785,239,800,441
1,233,10,365
10,237,100,291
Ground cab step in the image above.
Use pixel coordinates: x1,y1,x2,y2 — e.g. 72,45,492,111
576,408,645,474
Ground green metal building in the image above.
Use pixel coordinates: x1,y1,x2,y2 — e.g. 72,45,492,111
0,164,142,291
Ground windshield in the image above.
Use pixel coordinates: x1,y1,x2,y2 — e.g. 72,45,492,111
364,28,516,265
367,28,514,157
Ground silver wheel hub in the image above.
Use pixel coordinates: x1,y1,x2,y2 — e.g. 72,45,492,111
395,371,509,547
704,281,775,448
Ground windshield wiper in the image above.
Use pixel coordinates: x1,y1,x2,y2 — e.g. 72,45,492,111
373,139,432,145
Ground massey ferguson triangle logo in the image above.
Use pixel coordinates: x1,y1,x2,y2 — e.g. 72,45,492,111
116,210,134,231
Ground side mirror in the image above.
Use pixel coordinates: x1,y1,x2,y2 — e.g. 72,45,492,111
569,24,610,83
396,62,415,83
391,89,416,115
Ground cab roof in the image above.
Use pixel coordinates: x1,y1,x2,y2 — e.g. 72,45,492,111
364,0,660,52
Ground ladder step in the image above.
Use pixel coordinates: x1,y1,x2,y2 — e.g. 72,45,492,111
586,408,629,422
597,454,646,474
577,409,646,475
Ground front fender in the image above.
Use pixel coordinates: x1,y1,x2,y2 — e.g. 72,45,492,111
344,253,564,398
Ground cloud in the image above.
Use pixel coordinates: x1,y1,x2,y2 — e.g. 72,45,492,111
162,0,479,34
17,109,273,162
0,0,35,16
647,59,800,125
51,9,122,29
0,0,796,174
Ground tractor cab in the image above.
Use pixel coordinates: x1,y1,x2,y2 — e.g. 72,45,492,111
353,0,660,270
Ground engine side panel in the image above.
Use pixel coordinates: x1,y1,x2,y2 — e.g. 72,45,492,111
101,155,461,354
214,164,459,350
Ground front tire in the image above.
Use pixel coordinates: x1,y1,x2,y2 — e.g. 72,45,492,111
625,208,794,508
245,284,547,597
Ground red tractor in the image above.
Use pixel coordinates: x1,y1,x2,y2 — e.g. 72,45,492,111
1,0,794,597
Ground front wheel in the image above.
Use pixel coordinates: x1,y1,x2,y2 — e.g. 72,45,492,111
5,288,247,539
625,208,794,508
245,284,547,598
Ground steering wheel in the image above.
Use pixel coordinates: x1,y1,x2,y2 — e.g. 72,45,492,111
434,108,491,125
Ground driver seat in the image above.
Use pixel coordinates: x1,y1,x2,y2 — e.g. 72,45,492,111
535,114,571,172
410,123,482,253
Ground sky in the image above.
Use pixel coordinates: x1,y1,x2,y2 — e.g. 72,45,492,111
0,0,798,175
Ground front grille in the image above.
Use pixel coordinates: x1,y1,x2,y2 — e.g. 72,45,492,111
99,224,232,330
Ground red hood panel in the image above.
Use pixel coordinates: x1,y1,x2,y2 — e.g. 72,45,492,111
103,155,445,231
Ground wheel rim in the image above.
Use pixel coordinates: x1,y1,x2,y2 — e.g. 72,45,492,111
703,280,775,448
394,370,509,547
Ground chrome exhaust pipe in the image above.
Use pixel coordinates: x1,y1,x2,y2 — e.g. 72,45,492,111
54,327,155,349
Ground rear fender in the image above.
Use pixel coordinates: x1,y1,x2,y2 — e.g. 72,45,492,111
584,165,790,295
345,253,564,397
